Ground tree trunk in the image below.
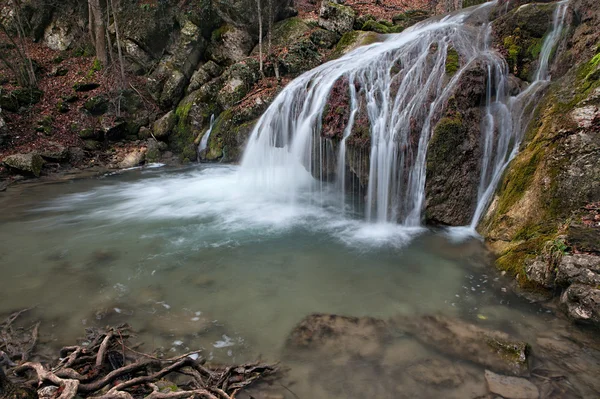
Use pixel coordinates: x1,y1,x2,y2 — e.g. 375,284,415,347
110,0,126,88
89,0,107,66
257,0,264,78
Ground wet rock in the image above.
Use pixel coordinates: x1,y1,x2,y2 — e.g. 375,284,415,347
3,153,44,177
318,1,356,35
118,149,146,169
407,358,467,388
207,25,255,65
560,283,600,325
285,313,390,359
330,30,381,59
145,139,162,163
394,314,530,375
73,82,100,92
425,61,487,226
484,370,539,399
153,111,178,140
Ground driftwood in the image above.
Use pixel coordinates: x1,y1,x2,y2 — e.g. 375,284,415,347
0,311,279,399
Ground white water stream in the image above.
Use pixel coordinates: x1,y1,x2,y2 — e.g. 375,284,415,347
241,0,569,230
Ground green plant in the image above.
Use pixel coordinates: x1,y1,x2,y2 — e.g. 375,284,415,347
542,237,568,271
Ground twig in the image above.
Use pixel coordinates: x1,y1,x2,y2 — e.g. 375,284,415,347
96,331,115,368
21,322,39,362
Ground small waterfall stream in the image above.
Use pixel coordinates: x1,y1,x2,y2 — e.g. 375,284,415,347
197,114,215,161
240,0,569,228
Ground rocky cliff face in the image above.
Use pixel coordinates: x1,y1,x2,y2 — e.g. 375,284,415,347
479,0,600,326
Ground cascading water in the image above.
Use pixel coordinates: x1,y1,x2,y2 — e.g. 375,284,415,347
240,0,569,229
197,114,215,161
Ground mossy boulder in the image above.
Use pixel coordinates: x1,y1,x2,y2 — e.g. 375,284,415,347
492,2,556,81
361,20,403,34
3,153,45,177
216,59,260,109
330,31,381,60
213,0,296,37
169,90,219,162
281,39,323,76
153,111,178,140
207,24,256,65
310,28,340,49
392,9,431,30
252,17,311,55
318,1,356,35
83,95,109,116
187,61,224,93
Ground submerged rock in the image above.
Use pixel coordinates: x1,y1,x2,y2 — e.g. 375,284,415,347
3,153,44,177
393,314,530,376
484,370,539,399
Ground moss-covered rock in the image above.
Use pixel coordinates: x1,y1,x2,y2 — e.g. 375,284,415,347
153,111,178,140
310,28,340,49
83,95,108,116
252,17,310,55
3,153,45,177
330,30,381,60
216,59,260,109
492,2,556,81
207,24,255,65
445,47,460,75
480,42,600,288
281,39,323,76
318,1,356,35
392,9,431,30
169,90,219,162
361,19,403,34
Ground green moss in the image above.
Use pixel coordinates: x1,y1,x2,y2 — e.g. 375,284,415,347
361,20,391,34
428,116,464,166
496,147,543,215
527,38,543,59
445,47,460,75
211,24,232,42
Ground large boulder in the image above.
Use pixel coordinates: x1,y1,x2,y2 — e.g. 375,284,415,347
206,25,256,66
148,17,206,108
187,61,224,93
425,61,487,226
216,59,261,110
560,283,600,325
3,153,45,177
153,111,178,140
170,90,219,162
318,1,356,35
43,18,74,51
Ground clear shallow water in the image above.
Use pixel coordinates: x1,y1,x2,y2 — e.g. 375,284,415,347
0,165,592,398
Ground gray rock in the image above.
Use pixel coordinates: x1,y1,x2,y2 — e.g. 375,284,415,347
571,105,599,129
525,257,554,288
484,370,539,399
43,19,74,51
556,254,600,287
310,28,340,49
40,141,68,161
318,1,356,34
153,111,178,140
67,147,85,164
560,283,600,325
213,0,296,36
207,25,255,65
118,149,146,169
216,60,260,109
3,153,45,177
393,314,530,376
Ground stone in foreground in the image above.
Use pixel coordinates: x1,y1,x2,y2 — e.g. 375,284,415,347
484,370,539,399
3,153,45,177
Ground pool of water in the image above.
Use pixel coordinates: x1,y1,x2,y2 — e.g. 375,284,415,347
0,164,596,398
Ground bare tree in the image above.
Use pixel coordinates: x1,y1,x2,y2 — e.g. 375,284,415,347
267,0,279,81
256,0,264,78
0,0,37,87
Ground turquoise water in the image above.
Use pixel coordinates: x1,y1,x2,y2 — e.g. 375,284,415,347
0,165,579,398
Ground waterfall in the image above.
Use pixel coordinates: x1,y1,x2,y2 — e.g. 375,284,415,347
240,0,569,228
198,114,215,161
469,0,569,228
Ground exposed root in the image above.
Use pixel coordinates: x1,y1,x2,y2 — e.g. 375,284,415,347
1,311,279,399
